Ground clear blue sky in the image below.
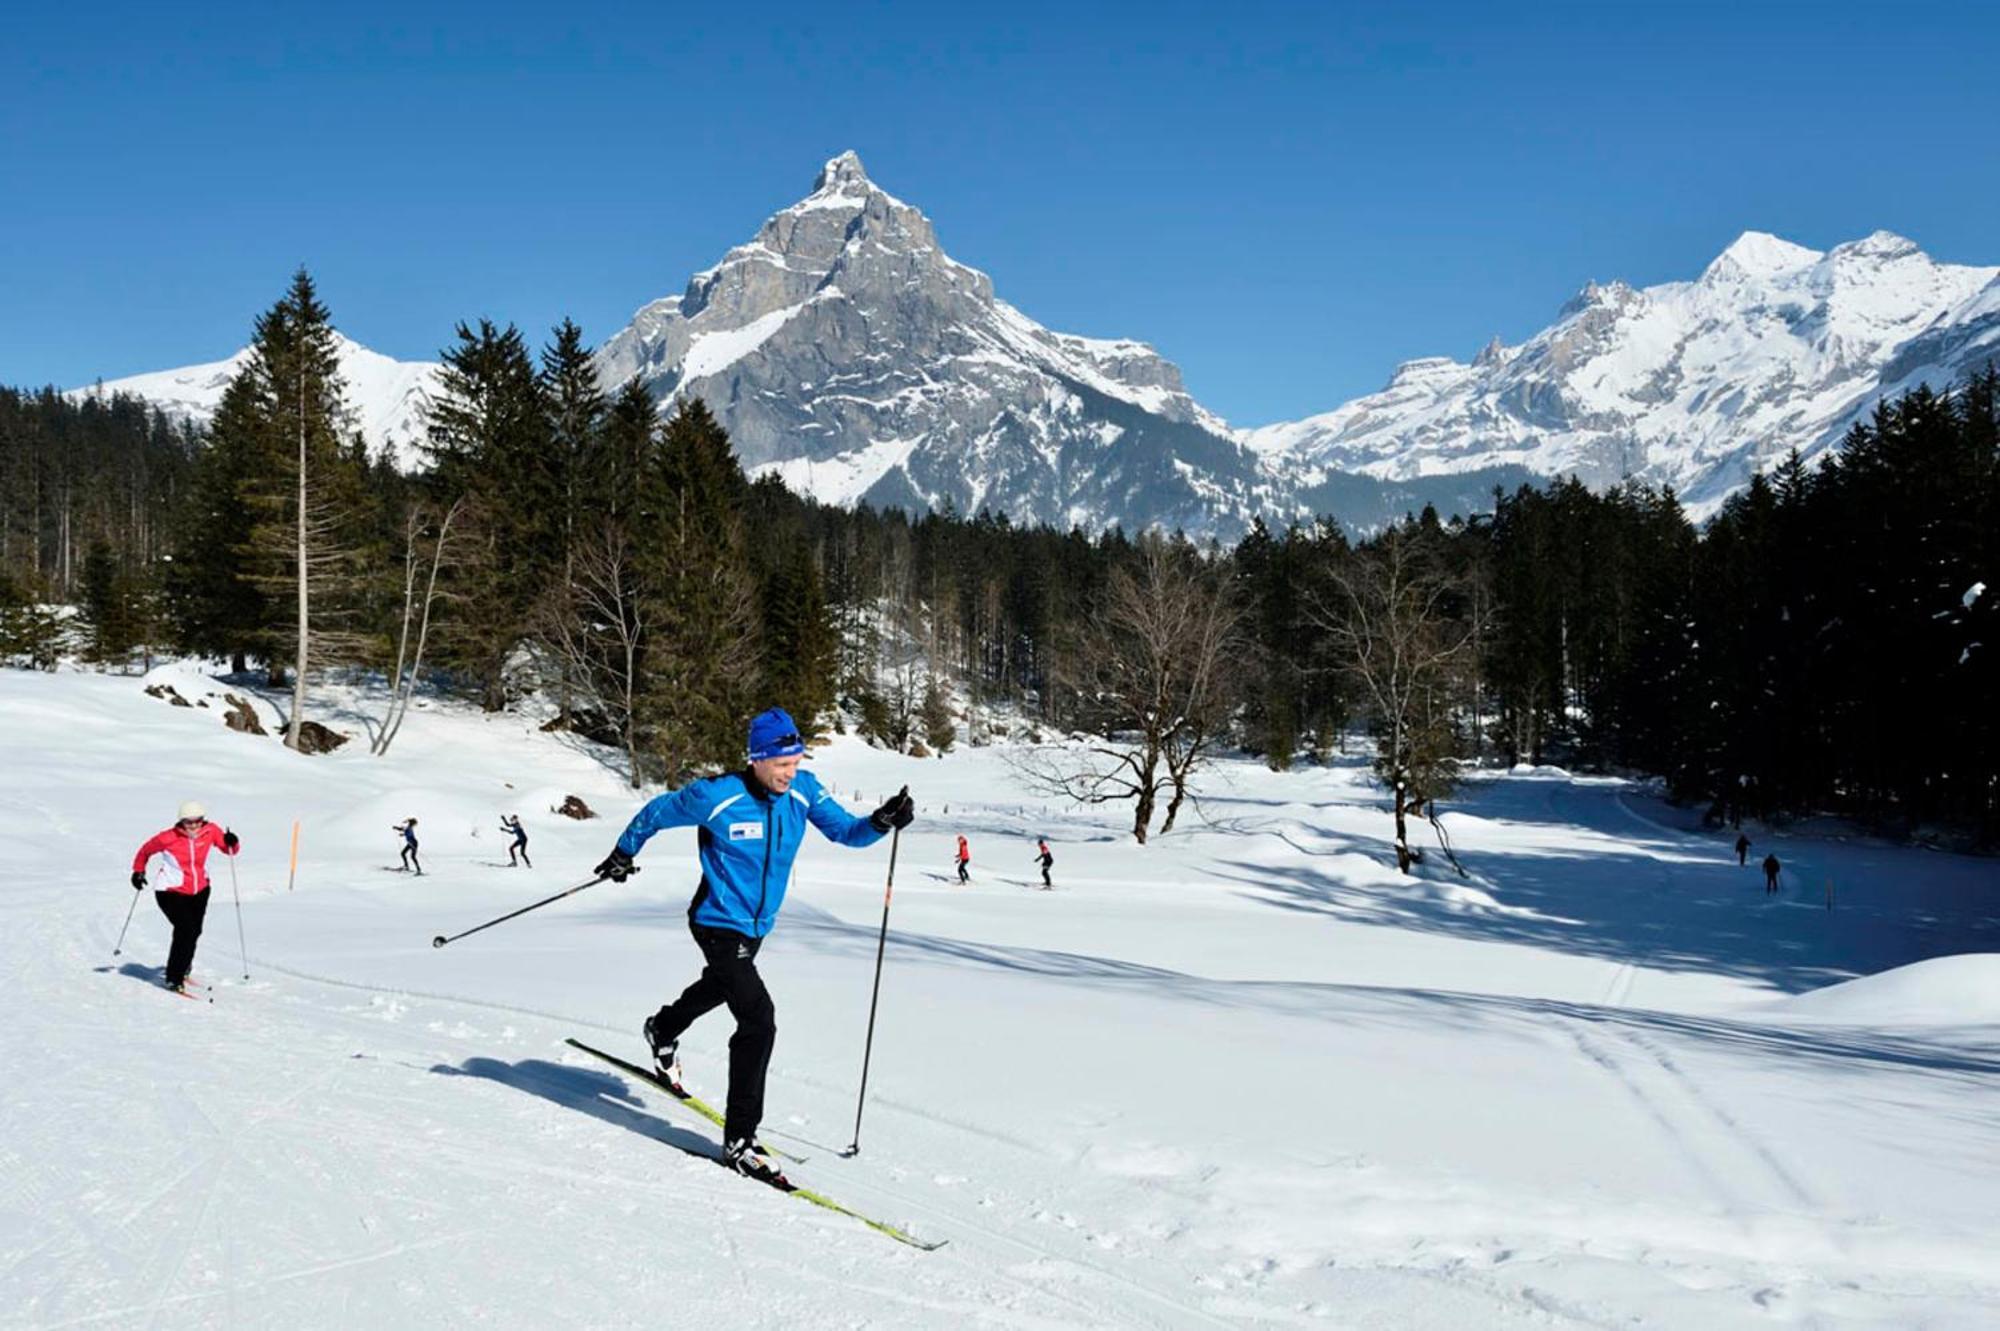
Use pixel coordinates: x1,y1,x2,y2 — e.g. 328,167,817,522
4,1,1996,424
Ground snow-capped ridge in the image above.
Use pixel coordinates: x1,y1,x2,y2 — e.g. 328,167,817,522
1249,227,2000,517
69,332,441,469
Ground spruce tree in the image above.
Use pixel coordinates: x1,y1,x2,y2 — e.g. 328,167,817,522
639,399,758,779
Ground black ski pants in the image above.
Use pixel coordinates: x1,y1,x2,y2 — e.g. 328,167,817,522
650,923,775,1146
154,887,210,986
401,843,421,872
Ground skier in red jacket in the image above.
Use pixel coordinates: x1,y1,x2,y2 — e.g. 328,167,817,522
955,834,971,884
130,801,239,992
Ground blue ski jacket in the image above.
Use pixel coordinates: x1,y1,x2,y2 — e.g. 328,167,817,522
615,767,883,937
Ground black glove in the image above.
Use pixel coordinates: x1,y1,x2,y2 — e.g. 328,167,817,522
222,829,240,851
869,788,915,833
594,848,636,882
131,871,147,890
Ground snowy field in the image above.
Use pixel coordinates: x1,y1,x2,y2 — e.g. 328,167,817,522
3,664,1998,1329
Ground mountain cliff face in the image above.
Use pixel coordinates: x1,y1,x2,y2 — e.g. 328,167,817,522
1243,230,2000,516
594,151,1281,534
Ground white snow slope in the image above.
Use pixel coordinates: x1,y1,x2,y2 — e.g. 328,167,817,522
5,666,1999,1327
67,333,442,469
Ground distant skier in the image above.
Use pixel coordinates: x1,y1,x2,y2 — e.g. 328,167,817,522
1034,837,1054,890
955,834,971,884
129,801,240,993
593,707,914,1186
500,815,530,868
1735,833,1751,866
394,818,422,875
1762,852,1781,895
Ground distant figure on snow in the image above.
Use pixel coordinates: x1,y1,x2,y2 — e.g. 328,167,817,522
1762,853,1781,895
130,801,240,993
501,814,530,867
395,818,422,875
1035,837,1054,890
955,834,971,884
1735,833,1751,866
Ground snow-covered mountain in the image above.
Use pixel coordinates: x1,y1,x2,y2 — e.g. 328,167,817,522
70,332,441,468
1244,230,2000,516
594,151,1292,535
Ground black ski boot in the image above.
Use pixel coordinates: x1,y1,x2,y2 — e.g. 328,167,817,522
641,1014,686,1096
724,1138,789,1188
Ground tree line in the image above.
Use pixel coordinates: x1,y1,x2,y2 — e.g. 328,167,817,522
5,270,1993,848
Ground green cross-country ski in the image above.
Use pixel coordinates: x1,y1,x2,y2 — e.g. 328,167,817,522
565,1038,946,1251
563,1035,804,1163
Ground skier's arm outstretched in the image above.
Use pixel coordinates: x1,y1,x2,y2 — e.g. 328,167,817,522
595,781,712,880
804,777,899,847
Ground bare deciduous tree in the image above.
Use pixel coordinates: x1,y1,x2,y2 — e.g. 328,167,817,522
373,496,466,756
1310,529,1479,873
533,522,651,786
1014,538,1241,843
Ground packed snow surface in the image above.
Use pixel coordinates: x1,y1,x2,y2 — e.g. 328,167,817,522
5,665,1999,1327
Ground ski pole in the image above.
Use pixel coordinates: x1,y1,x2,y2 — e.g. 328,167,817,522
228,837,249,980
430,871,617,949
844,806,904,1158
112,884,142,956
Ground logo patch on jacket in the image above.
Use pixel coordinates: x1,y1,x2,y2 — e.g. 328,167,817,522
728,822,764,842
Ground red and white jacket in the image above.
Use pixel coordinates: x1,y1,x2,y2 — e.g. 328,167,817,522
132,823,237,894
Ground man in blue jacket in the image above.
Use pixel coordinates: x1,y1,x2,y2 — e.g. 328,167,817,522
594,707,914,1183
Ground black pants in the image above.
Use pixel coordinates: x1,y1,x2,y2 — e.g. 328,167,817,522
401,843,421,873
957,860,969,883
650,923,775,1145
1040,862,1052,888
154,888,210,986
509,838,530,867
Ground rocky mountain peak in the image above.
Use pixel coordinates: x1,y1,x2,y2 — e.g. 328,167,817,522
814,149,871,191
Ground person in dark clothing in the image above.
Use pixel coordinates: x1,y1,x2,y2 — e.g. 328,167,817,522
395,818,422,874
1735,833,1751,866
1035,838,1054,890
130,800,240,992
955,834,971,884
1762,853,1781,895
501,815,530,867
594,707,914,1186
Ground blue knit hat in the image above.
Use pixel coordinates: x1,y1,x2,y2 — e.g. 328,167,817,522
747,707,807,762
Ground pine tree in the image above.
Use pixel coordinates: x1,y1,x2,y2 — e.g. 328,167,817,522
638,398,759,779
233,269,378,745
758,545,839,738
422,319,553,709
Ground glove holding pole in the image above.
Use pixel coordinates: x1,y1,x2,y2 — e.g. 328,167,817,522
845,786,914,1157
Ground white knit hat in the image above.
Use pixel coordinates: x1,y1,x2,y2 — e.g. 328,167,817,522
178,800,206,821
